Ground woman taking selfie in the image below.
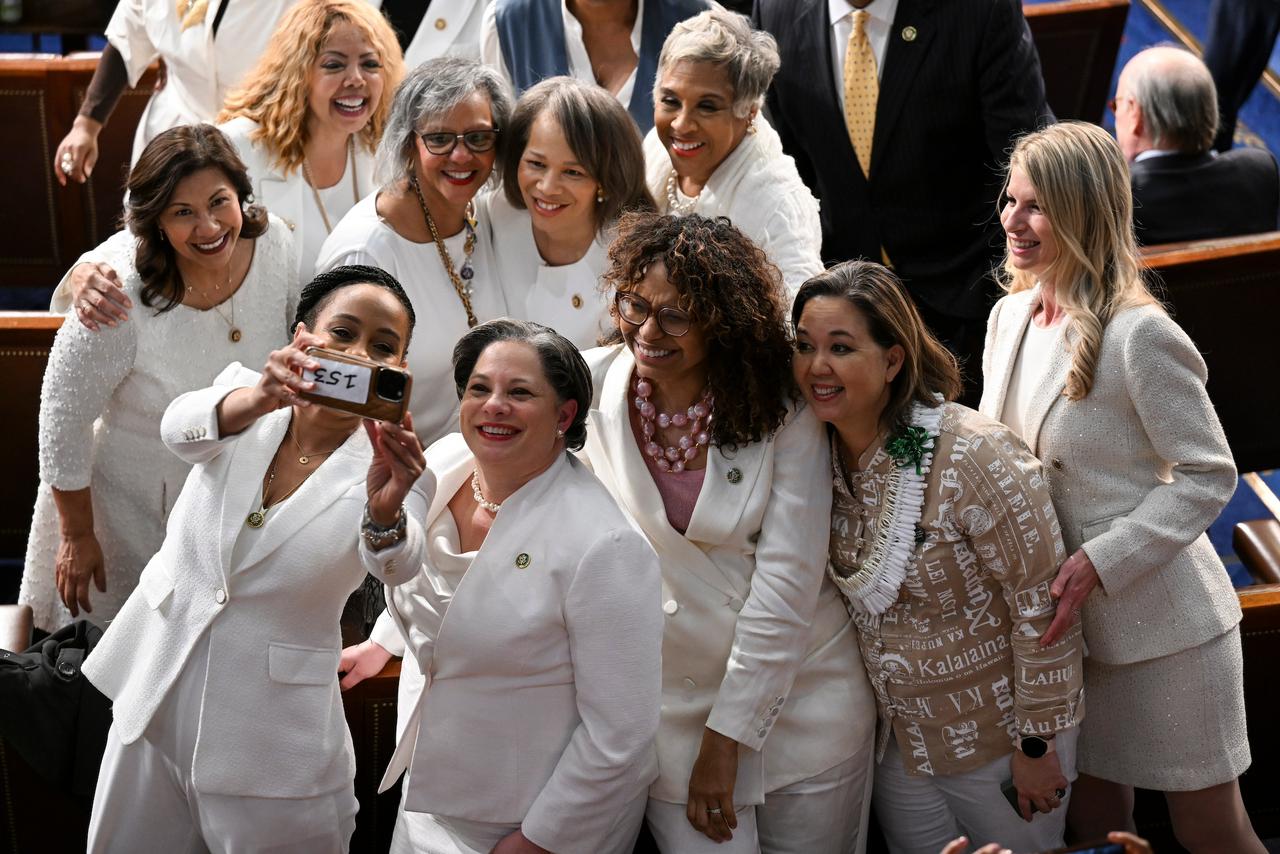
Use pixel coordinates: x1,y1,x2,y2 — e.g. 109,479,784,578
793,260,1084,854
483,76,654,348
581,213,872,854
82,265,429,852
379,319,663,854
983,121,1261,853
21,124,298,633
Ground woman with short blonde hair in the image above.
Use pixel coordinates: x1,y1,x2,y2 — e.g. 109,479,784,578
983,121,1263,853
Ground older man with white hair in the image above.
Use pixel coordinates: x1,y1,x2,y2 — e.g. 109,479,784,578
1114,45,1279,245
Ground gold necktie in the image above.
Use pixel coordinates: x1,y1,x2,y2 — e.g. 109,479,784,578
843,10,878,179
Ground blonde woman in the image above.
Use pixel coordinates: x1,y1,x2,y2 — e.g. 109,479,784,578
61,0,405,325
981,121,1263,853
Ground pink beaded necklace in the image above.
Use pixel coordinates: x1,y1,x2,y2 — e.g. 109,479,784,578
633,375,714,473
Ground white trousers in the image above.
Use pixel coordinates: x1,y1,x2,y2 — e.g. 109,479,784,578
389,787,648,854
873,730,1079,854
88,724,358,854
645,746,874,854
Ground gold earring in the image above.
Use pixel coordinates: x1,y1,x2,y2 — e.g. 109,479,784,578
596,188,605,204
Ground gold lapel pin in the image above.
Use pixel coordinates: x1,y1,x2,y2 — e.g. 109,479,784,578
726,467,743,484
515,553,531,569
901,25,918,42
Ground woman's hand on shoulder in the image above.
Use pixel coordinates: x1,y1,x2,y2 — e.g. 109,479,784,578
489,830,551,854
69,262,132,331
365,411,426,527
55,532,106,618
1040,547,1100,647
686,728,740,842
338,639,394,691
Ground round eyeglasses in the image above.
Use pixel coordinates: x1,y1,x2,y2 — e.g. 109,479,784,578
615,292,693,337
418,129,500,156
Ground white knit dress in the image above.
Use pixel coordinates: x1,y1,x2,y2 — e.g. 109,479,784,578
21,217,299,632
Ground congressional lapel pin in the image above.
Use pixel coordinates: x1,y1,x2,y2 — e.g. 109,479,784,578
515,552,531,570
901,25,918,42
726,467,743,485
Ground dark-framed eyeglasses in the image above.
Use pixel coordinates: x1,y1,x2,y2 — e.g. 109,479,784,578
418,129,501,156
615,292,693,337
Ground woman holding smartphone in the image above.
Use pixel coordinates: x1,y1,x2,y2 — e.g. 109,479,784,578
82,265,429,853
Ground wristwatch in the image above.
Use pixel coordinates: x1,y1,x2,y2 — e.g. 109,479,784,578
1017,734,1056,759
362,504,405,551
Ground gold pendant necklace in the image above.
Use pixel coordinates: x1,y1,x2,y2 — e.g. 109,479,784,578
304,137,358,235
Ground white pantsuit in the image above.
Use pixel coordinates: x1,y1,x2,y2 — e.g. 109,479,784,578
82,363,429,852
381,433,664,854
580,346,876,853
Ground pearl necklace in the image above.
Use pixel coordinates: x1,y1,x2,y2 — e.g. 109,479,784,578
471,470,501,513
634,376,713,473
665,170,699,215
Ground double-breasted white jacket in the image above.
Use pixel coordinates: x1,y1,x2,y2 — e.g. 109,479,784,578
380,433,664,854
82,363,430,798
580,346,875,805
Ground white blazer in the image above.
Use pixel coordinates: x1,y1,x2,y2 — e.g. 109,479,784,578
218,116,377,282
980,288,1241,665
397,0,490,67
580,346,873,805
81,363,430,799
381,433,663,854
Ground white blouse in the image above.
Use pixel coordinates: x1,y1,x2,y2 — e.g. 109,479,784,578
479,191,612,349
999,315,1064,440
314,193,508,446
22,216,300,631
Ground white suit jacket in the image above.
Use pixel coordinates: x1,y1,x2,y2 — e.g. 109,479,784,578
980,289,1241,665
218,116,376,282
381,433,663,854
580,346,873,805
396,0,489,67
81,363,430,798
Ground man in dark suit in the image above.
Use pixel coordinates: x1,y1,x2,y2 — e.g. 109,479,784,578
1204,0,1280,153
752,0,1051,390
1115,47,1280,246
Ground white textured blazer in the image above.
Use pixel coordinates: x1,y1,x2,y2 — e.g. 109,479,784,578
980,288,1241,666
218,116,377,281
580,346,873,805
381,433,663,854
81,363,430,799
643,117,824,298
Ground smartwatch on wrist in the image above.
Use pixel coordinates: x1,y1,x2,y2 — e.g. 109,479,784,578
1017,733,1056,758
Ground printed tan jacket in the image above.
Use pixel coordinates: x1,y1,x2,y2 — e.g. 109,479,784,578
830,402,1085,777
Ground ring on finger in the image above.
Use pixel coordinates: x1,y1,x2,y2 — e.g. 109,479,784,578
706,807,722,815
60,152,74,174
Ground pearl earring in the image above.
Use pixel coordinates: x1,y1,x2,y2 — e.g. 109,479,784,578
596,188,605,204
556,428,565,437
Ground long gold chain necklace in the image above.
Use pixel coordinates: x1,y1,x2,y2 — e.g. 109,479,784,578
410,174,478,327
302,136,359,234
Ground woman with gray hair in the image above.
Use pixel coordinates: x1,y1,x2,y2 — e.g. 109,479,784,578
644,8,822,296
316,56,514,445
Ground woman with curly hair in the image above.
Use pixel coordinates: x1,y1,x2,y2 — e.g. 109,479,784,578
578,212,875,853
60,0,404,322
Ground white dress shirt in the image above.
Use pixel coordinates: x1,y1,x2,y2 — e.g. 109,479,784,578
828,0,898,110
480,0,644,105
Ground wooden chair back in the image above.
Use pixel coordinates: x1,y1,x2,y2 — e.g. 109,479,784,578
1024,0,1129,123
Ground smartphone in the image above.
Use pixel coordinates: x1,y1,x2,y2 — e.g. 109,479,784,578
1001,777,1037,817
297,347,412,423
1038,843,1124,854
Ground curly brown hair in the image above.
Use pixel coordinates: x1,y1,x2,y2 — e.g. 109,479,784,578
602,212,794,449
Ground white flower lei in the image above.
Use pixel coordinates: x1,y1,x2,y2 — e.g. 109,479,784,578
828,400,942,616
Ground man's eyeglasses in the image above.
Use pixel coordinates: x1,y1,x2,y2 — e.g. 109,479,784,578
1107,94,1133,114
615,292,693,337
419,129,500,156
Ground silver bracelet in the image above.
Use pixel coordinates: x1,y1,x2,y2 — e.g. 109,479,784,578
362,504,406,551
